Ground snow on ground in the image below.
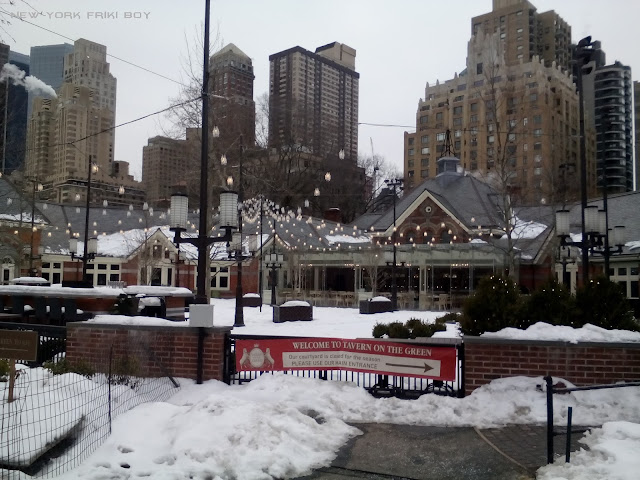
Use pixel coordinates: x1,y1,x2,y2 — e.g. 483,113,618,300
5,299,640,479
39,374,640,480
482,322,640,343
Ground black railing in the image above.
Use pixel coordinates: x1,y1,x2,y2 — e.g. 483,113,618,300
225,334,464,398
544,375,640,464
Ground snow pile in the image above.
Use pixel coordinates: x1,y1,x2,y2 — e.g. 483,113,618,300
45,374,640,480
281,300,311,307
370,296,391,302
538,421,640,480
482,322,640,344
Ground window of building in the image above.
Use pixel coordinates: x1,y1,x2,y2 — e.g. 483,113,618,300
454,95,464,102
487,135,495,144
508,133,516,142
210,266,230,290
455,130,462,138
420,115,428,124
408,170,414,178
534,167,541,176
530,93,538,102
421,147,430,155
436,112,443,121
534,142,542,150
436,132,446,141
421,158,429,167
408,159,414,167
534,154,542,163
470,102,478,112
534,129,542,137
453,106,463,115
470,114,478,123
534,115,542,124
408,137,414,145
421,135,429,143
453,117,462,126
476,62,483,75
421,169,429,178
487,147,494,156
408,148,415,156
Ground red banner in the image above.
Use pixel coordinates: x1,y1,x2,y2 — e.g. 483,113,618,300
235,337,457,381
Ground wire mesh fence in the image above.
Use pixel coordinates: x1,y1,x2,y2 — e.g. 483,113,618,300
1,326,181,479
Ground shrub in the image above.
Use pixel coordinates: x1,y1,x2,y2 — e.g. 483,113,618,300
372,323,389,338
44,358,95,378
0,359,10,382
575,277,639,331
111,356,141,388
523,278,578,327
372,318,447,339
460,274,524,335
387,321,411,339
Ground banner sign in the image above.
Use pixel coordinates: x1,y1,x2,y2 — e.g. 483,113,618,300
235,337,457,381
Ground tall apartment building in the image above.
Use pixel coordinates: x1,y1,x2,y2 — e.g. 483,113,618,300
403,28,593,203
634,81,640,190
472,0,572,71
582,58,634,194
268,42,359,163
209,43,255,148
25,40,142,206
142,129,200,208
0,43,9,175
27,43,74,118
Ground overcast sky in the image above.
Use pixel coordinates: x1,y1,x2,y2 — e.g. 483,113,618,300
5,0,640,181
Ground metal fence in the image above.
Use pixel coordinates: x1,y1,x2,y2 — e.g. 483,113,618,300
0,323,180,479
544,376,640,465
225,334,465,398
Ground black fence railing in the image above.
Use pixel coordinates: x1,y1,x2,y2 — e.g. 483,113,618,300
544,375,640,464
225,334,464,398
0,324,181,479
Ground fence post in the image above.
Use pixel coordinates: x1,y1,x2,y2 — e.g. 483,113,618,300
565,406,573,463
545,375,554,464
458,343,465,398
108,345,113,435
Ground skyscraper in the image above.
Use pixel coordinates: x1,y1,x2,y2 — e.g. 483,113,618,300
5,51,30,173
209,43,255,148
403,0,589,203
27,43,74,118
268,42,359,162
25,39,142,206
471,0,572,71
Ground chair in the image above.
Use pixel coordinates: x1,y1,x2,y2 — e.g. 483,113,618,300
49,298,63,325
436,294,450,311
34,297,48,323
11,296,25,314
63,298,78,322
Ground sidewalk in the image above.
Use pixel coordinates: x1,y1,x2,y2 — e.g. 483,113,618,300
299,423,590,479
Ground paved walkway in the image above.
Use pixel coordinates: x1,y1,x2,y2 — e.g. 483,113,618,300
299,423,591,480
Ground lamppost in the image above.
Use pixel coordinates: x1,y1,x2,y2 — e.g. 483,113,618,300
28,178,43,276
556,206,625,275
574,36,601,285
69,157,98,285
558,246,577,288
228,230,252,326
265,220,283,306
384,178,403,310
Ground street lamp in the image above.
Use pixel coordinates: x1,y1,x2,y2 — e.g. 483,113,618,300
265,219,283,305
68,157,98,285
555,207,625,277
69,235,98,284
574,36,602,285
384,178,403,310
28,179,43,276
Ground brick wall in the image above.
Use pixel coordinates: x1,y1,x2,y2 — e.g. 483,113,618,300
66,322,232,381
464,337,640,394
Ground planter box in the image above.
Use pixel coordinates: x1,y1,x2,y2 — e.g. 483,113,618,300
359,300,394,314
243,295,262,307
273,304,313,323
